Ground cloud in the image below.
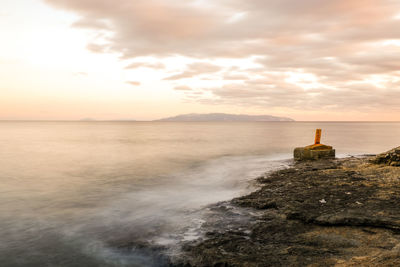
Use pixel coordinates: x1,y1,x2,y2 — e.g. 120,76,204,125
173,85,192,91
125,62,166,69
126,81,141,86
43,0,400,113
72,72,88,76
200,75,400,112
71,18,110,30
43,0,400,60
223,73,248,80
164,62,222,80
86,43,107,53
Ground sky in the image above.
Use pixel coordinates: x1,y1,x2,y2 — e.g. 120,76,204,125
1,0,400,121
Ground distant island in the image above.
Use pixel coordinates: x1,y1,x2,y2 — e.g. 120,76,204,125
156,113,294,122
80,118,97,121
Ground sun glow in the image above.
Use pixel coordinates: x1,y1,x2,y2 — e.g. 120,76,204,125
285,72,321,90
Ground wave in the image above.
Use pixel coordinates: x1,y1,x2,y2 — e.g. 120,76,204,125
69,154,291,266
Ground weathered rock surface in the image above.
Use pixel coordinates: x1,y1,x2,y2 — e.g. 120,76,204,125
172,156,400,267
371,146,400,166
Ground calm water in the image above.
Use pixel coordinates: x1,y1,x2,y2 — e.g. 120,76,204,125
0,121,399,266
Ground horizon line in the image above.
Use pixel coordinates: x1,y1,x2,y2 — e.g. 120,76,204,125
1,120,400,123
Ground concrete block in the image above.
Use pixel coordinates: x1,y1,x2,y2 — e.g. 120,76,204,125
294,129,335,161
294,146,335,161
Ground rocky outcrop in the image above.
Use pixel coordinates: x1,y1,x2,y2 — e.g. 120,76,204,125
371,146,400,166
173,156,400,267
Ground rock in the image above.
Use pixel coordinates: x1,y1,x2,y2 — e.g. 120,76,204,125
371,146,400,166
173,154,400,267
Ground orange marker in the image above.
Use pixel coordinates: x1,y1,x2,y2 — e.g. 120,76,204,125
314,129,322,144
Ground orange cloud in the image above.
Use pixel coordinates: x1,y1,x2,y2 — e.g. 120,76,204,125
126,81,141,86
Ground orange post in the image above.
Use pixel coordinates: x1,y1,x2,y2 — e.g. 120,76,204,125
314,129,322,144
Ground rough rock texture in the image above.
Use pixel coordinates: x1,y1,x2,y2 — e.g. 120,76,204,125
371,146,400,166
173,156,400,267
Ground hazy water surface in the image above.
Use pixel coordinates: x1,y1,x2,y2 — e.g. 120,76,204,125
0,121,399,266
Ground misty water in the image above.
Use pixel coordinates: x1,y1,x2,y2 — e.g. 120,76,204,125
0,121,399,266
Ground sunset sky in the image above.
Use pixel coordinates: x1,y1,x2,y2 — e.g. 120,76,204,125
1,0,400,121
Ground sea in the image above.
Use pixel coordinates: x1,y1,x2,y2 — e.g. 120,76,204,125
0,121,399,266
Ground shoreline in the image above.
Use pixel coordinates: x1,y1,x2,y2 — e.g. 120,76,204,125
171,154,400,266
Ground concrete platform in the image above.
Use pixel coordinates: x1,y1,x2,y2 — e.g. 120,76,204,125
294,129,335,161
294,144,335,161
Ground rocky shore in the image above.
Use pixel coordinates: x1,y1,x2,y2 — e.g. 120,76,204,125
172,149,400,266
